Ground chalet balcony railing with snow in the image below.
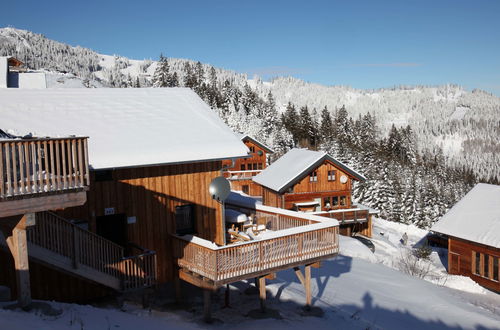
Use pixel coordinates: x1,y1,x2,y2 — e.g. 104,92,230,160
172,205,339,286
0,137,90,199
313,204,377,224
225,170,262,180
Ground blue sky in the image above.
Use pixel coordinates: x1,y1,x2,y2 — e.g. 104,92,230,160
2,0,500,95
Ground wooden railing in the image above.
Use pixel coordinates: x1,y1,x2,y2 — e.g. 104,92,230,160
315,208,370,224
0,137,90,199
121,250,157,291
172,206,339,283
26,212,157,291
225,170,262,180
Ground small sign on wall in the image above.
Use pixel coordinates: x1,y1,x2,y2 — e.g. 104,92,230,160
127,216,137,224
104,207,115,216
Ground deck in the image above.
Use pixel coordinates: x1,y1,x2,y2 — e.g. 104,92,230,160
225,170,262,181
172,203,339,289
0,137,89,217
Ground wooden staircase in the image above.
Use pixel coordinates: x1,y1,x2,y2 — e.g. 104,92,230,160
0,211,157,292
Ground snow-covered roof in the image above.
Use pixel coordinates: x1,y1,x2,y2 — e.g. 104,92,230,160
0,88,249,169
253,148,366,193
431,183,500,248
239,134,274,154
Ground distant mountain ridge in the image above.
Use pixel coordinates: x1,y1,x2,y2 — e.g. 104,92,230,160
1,27,499,181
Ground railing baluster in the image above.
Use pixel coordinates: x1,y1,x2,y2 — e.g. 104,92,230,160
5,143,12,196
0,143,4,198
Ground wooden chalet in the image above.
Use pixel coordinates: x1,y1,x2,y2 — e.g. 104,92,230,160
431,183,500,293
222,135,274,196
0,88,340,318
253,148,378,238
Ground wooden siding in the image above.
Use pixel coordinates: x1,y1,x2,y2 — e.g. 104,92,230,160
448,237,500,293
262,186,283,208
57,161,224,284
222,140,268,171
291,160,352,195
229,179,263,196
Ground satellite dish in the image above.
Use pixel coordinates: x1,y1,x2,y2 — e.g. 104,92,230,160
209,176,231,202
340,175,348,184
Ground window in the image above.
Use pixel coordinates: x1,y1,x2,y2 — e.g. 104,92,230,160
494,257,499,282
257,163,263,170
332,196,339,207
323,197,331,209
328,170,336,181
249,146,255,153
473,251,499,282
252,163,258,170
242,185,249,194
175,204,195,235
474,251,481,275
309,171,318,182
340,196,347,206
241,164,246,171
484,253,490,277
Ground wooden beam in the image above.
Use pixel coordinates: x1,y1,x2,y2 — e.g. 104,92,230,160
265,273,276,280
5,214,33,307
203,289,212,323
310,261,321,269
294,267,305,286
305,264,312,310
259,276,266,312
0,190,87,218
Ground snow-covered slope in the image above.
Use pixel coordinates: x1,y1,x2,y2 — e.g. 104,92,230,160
1,243,499,330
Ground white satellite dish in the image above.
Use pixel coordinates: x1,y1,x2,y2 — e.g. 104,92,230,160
340,175,348,184
209,176,231,202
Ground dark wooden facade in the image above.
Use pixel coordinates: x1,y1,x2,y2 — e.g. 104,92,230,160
223,137,272,196
57,160,224,284
448,236,500,293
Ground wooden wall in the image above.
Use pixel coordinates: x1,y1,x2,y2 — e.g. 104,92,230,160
0,249,112,303
57,161,224,284
222,140,268,171
229,179,263,196
448,237,500,293
292,161,352,194
262,186,283,208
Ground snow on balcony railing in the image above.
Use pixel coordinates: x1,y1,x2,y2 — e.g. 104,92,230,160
172,198,339,283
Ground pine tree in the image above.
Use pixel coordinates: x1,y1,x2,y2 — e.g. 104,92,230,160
152,54,169,87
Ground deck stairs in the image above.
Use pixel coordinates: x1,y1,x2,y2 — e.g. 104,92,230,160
0,211,157,292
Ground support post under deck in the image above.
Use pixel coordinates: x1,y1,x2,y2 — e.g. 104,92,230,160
259,276,266,312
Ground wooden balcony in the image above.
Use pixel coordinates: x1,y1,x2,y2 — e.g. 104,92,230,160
225,170,262,181
0,137,90,217
313,204,378,224
172,204,339,289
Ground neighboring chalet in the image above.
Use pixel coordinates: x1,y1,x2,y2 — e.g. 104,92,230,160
0,88,339,318
223,134,274,196
253,148,378,237
431,183,500,293
0,56,47,88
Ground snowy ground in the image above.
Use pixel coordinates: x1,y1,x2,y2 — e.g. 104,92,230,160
1,218,499,330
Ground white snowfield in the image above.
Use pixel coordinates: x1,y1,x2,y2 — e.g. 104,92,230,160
431,183,500,248
0,88,249,169
253,148,366,193
2,233,500,329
